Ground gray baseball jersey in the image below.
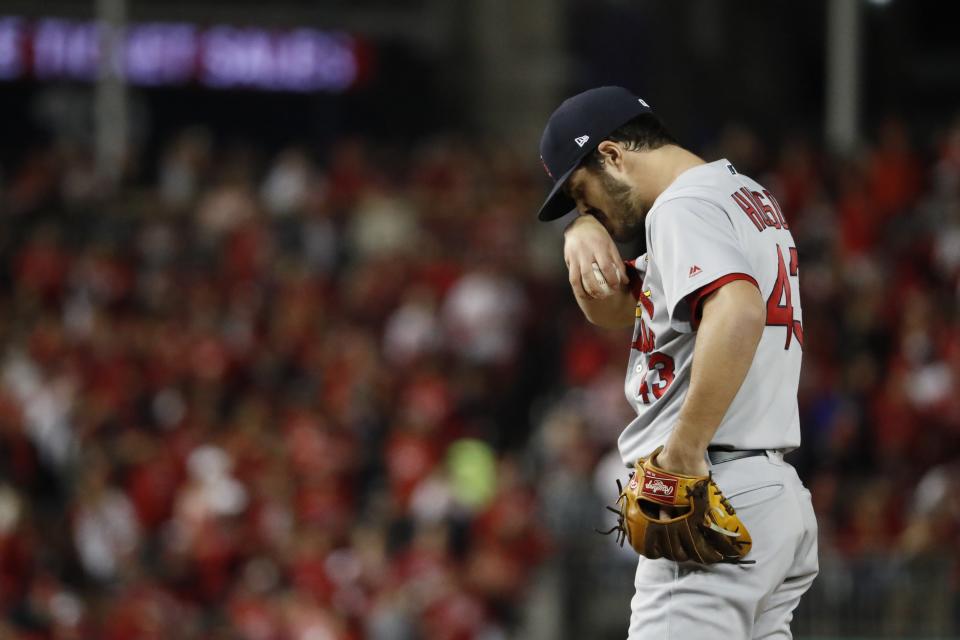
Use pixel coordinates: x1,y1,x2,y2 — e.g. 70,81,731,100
618,159,803,466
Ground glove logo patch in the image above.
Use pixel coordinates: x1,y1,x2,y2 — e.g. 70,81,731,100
640,470,678,505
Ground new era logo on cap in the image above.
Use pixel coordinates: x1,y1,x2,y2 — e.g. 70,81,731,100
574,135,590,147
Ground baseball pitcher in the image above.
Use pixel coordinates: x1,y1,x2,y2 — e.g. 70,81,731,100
536,87,818,639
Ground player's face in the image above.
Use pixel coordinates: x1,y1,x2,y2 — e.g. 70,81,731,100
566,167,646,243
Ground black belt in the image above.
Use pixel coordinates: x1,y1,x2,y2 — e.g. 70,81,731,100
707,448,768,465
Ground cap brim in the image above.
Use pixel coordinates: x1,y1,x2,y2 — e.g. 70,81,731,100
536,163,579,221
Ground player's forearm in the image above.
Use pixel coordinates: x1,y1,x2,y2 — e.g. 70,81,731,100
572,287,636,328
665,281,765,465
563,214,634,328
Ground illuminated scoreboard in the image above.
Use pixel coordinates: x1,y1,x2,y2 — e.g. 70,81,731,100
0,16,365,92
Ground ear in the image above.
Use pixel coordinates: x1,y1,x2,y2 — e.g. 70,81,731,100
596,140,626,172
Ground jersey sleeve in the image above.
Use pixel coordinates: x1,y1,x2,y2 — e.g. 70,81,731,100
647,197,758,332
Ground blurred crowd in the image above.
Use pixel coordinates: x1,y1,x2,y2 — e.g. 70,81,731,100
0,114,959,639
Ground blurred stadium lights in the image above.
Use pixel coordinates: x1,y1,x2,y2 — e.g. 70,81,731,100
0,0,565,145
0,15,362,92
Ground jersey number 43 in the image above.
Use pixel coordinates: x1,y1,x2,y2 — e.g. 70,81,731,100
637,243,802,405
767,244,803,349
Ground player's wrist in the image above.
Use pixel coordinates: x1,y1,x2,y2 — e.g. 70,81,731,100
657,440,709,476
563,212,591,235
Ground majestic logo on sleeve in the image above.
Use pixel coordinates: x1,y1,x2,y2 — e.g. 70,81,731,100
688,265,702,277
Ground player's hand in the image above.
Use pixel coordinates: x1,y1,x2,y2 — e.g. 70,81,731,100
653,446,708,521
563,215,627,300
654,445,709,478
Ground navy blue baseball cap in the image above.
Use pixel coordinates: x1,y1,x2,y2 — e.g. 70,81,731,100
537,86,653,221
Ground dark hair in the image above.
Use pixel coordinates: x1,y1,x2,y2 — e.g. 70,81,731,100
581,113,678,171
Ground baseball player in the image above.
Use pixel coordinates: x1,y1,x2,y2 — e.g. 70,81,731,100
536,87,818,639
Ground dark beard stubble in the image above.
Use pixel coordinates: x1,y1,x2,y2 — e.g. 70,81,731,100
599,170,646,243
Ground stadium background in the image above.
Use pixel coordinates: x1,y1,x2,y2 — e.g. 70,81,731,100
0,0,958,638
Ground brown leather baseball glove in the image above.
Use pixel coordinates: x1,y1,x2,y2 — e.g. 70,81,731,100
601,446,753,564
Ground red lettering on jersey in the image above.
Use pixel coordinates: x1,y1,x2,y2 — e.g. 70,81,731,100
638,378,650,404
788,245,803,347
763,189,789,229
765,244,804,349
638,289,654,317
751,190,780,229
631,319,656,353
648,352,675,399
632,283,655,352
637,352,676,404
788,245,799,275
731,189,765,232
792,320,804,348
732,188,790,232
